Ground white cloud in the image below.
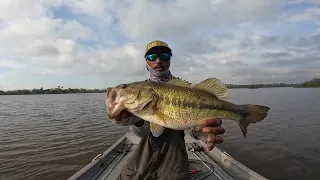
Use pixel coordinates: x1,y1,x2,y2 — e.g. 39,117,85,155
285,0,320,5
0,0,319,90
0,0,63,21
0,16,90,69
117,0,279,41
285,7,320,23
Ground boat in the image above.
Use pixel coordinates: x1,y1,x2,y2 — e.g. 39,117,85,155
68,131,268,180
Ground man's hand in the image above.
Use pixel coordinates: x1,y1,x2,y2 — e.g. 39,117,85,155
194,118,225,151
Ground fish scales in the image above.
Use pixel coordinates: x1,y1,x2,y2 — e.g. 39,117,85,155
148,85,244,128
148,82,246,123
153,84,243,114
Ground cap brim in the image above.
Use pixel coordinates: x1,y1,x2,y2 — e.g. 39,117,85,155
145,46,172,56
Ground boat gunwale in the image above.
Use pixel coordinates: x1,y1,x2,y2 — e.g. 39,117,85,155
197,140,268,180
67,134,128,180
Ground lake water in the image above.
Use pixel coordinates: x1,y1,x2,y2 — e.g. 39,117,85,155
0,88,319,180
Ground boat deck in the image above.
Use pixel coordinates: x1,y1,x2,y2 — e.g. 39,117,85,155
68,132,268,180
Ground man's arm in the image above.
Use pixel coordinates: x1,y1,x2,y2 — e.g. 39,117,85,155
115,110,150,138
130,119,150,138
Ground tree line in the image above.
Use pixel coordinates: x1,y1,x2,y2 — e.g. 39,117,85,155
227,78,319,89
226,82,300,89
1,78,319,95
0,86,107,95
295,78,320,88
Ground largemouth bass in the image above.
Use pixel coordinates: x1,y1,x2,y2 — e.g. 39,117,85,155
106,77,270,137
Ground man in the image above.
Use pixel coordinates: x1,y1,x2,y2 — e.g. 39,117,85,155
114,40,225,180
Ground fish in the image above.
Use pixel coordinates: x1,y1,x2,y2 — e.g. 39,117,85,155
105,77,270,138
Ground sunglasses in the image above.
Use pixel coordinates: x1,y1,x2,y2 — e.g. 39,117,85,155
146,53,171,61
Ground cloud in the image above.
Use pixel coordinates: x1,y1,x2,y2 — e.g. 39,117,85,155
0,0,319,90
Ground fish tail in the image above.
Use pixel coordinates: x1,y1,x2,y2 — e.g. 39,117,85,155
237,104,270,137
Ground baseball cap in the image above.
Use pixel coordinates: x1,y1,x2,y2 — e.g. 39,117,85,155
144,40,172,56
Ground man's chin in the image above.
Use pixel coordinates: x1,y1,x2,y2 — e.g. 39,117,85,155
155,67,164,71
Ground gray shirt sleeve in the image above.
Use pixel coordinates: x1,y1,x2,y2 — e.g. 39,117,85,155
130,121,150,138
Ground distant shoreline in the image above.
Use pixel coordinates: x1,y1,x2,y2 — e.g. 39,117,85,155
1,78,319,96
0,88,107,96
226,78,320,89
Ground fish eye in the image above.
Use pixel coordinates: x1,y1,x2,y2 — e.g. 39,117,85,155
121,84,128,89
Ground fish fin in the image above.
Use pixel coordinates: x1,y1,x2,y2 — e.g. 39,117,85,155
150,122,164,137
167,77,192,87
193,78,228,99
238,104,270,137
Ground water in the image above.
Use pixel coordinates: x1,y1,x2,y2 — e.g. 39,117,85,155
0,88,319,180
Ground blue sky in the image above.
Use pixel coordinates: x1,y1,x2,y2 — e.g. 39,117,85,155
0,0,320,90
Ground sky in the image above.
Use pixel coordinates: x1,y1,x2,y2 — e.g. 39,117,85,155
0,0,320,90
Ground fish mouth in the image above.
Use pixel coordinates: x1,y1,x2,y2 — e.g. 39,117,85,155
106,87,112,97
109,112,122,123
106,101,125,119
106,88,125,120
107,109,118,119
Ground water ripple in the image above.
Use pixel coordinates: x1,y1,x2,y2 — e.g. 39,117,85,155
1,89,320,180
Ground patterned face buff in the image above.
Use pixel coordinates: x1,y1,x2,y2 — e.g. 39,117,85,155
146,63,172,83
